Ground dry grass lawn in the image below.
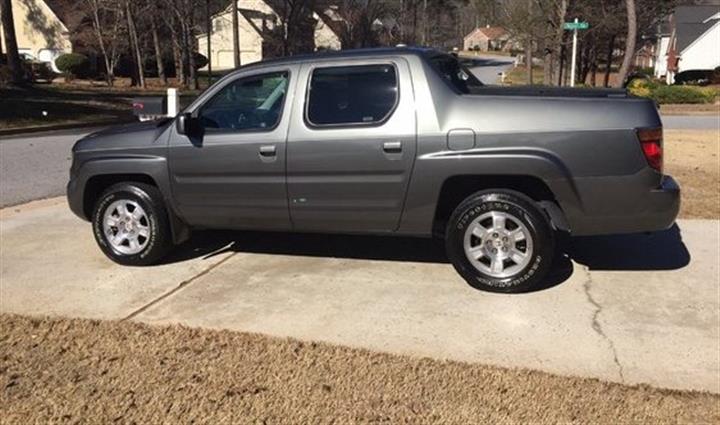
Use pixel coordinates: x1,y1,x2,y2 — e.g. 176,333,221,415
665,130,720,219
1,314,718,424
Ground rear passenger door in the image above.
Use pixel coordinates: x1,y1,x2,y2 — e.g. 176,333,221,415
287,58,416,233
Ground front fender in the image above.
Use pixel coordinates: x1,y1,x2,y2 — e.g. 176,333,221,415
67,155,190,244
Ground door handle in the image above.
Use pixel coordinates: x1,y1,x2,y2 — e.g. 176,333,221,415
259,145,276,156
383,141,402,153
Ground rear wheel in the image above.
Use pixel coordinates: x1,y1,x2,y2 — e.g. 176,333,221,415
92,182,172,266
445,190,555,292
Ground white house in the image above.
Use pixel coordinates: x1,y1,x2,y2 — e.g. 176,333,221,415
0,0,72,72
656,5,720,84
197,0,342,71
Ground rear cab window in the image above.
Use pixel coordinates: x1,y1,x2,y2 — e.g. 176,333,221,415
305,64,399,127
427,54,484,94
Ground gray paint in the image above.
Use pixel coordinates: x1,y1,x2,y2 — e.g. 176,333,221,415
68,47,680,240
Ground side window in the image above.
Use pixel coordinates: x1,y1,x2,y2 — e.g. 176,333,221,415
306,64,398,127
199,71,288,132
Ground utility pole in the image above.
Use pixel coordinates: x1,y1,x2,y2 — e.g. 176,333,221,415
206,0,212,86
232,0,240,68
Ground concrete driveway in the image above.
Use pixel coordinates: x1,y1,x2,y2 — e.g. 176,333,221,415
1,198,718,394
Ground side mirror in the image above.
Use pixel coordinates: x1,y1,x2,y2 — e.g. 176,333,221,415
176,113,196,136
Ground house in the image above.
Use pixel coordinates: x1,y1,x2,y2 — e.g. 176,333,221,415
196,0,342,71
655,5,720,83
0,0,71,71
463,26,510,51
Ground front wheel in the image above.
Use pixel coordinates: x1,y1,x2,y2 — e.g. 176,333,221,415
445,190,555,293
92,182,172,266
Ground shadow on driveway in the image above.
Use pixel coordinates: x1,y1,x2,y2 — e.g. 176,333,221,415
161,223,690,292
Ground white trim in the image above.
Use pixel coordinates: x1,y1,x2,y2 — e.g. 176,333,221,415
702,12,720,24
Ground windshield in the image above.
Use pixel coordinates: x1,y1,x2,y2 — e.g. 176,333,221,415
427,54,484,94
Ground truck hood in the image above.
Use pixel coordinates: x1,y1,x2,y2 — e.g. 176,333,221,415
73,119,172,153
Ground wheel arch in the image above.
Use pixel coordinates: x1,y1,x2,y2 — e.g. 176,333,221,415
432,174,570,237
76,157,190,244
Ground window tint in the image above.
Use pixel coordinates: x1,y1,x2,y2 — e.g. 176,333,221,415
307,64,398,126
199,71,288,131
429,54,484,94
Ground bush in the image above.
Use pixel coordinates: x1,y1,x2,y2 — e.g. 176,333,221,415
629,79,718,104
651,85,716,104
55,53,90,80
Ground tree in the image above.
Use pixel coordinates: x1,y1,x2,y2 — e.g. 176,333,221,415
615,0,636,88
1,0,24,85
86,0,125,86
125,0,145,88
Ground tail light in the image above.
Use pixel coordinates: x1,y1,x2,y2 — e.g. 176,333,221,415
637,128,663,172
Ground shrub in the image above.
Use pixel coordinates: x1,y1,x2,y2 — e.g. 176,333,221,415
649,85,716,104
55,53,90,80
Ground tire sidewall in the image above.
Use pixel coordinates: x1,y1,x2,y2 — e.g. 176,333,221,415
92,185,163,265
446,192,554,292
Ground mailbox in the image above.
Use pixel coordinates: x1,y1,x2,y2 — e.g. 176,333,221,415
131,97,167,117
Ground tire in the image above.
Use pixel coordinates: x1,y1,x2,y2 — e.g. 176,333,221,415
91,182,172,266
445,190,555,293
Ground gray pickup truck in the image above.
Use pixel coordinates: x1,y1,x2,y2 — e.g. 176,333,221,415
67,47,680,292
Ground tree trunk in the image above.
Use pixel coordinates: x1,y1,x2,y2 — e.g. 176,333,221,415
551,0,568,86
1,0,24,84
171,29,184,84
125,1,145,88
151,17,167,85
525,40,533,85
87,0,113,86
186,14,198,90
604,34,615,88
615,0,637,88
232,0,240,68
205,0,212,86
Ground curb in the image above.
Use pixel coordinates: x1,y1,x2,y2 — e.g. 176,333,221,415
0,119,135,138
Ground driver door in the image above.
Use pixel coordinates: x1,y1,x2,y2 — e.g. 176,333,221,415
168,67,296,230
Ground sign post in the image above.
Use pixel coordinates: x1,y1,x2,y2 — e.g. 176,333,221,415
563,19,590,87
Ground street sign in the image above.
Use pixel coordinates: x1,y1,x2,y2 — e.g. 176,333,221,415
563,21,589,30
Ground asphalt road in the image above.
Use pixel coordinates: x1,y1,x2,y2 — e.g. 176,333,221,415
660,115,719,130
0,128,98,207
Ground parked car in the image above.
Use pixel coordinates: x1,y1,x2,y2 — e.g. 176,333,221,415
67,47,680,292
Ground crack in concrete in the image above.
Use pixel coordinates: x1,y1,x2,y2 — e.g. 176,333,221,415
121,252,237,321
582,266,625,383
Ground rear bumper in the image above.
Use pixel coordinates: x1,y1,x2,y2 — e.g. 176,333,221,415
567,175,680,236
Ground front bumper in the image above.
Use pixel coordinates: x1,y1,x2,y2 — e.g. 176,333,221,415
67,177,87,221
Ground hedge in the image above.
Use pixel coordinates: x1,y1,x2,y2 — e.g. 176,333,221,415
628,78,718,104
55,53,90,79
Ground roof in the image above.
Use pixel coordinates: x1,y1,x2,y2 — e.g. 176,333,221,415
235,46,439,71
674,5,720,53
464,26,507,41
